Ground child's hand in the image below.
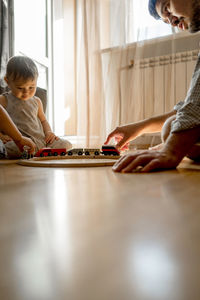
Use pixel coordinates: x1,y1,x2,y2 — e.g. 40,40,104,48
15,137,36,154
45,132,59,144
0,133,13,143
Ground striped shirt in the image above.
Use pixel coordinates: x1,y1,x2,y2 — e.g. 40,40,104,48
171,53,200,133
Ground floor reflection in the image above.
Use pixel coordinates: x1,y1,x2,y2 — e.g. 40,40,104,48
130,240,177,299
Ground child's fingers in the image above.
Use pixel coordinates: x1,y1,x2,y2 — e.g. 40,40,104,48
47,137,54,144
48,136,57,144
45,135,52,143
46,134,58,145
2,135,12,143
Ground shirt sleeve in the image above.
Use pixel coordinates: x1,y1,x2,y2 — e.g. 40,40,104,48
171,54,200,133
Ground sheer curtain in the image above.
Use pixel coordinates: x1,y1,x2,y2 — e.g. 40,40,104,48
0,0,13,93
58,0,198,148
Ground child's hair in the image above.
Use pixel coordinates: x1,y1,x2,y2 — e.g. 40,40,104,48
6,55,39,81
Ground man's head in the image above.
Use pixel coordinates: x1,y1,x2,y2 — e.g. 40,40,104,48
148,0,200,33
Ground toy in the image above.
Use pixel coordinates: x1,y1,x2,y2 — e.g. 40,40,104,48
21,145,33,159
66,146,119,156
67,148,101,156
34,148,66,157
67,148,84,156
21,145,120,159
101,145,120,156
84,148,100,155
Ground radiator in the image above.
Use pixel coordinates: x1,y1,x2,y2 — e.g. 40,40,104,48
102,47,199,148
119,49,199,149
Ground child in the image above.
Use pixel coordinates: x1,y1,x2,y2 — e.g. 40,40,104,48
0,104,36,158
0,55,72,158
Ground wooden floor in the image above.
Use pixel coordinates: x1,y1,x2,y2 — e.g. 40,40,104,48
1,158,200,300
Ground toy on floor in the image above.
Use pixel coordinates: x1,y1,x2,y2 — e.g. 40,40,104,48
21,145,33,159
21,145,120,159
67,148,101,156
35,148,66,157
67,146,120,156
101,145,120,156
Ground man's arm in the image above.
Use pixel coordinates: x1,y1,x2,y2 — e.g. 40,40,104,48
105,110,176,150
113,125,200,173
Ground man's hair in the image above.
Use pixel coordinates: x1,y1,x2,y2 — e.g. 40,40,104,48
148,0,161,20
6,56,38,81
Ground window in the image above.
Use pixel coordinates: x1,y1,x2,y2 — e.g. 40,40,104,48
128,0,176,43
107,0,177,48
13,0,53,125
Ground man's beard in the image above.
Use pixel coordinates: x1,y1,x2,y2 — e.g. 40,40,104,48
189,0,200,33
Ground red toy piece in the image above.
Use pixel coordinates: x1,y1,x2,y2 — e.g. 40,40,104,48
101,145,120,156
34,148,66,157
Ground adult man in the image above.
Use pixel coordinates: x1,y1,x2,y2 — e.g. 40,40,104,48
105,0,200,173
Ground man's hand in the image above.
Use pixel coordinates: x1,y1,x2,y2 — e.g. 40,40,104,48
45,132,59,144
112,149,181,173
104,123,143,150
113,127,200,173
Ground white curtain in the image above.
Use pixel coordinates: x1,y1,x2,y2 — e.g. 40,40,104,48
0,0,13,93
55,0,197,148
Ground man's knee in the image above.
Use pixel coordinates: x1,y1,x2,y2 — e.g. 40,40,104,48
187,143,200,161
161,115,176,142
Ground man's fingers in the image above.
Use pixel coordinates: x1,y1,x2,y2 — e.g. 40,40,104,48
113,152,163,173
141,159,161,172
113,154,136,171
120,155,150,173
104,129,124,145
104,131,116,145
116,137,129,150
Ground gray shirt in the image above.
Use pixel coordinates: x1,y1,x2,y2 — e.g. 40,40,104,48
172,53,200,133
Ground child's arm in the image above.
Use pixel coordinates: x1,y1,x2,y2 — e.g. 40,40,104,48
36,97,59,144
0,95,13,142
0,105,36,154
0,94,7,108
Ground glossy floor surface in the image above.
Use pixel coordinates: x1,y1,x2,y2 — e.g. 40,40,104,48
1,159,200,300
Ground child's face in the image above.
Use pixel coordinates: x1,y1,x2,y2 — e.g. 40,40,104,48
5,77,37,101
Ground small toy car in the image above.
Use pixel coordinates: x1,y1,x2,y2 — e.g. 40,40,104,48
84,148,100,156
34,148,66,157
101,145,120,156
21,145,33,159
67,148,84,156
